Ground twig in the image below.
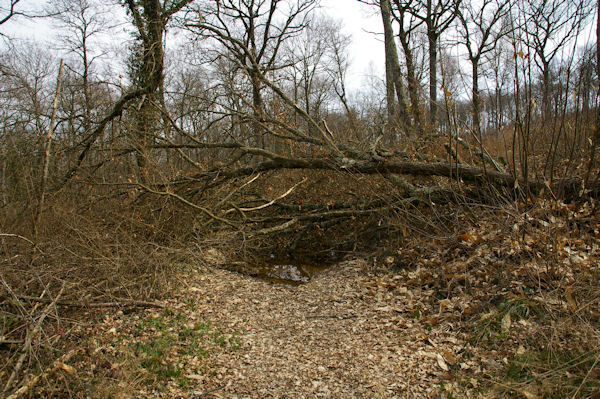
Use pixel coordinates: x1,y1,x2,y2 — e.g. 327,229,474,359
0,233,39,250
0,339,24,345
306,314,357,320
571,353,599,399
4,284,65,394
250,218,298,236
215,173,261,209
190,385,224,398
320,120,346,159
15,295,164,309
5,347,81,399
137,183,238,228
224,177,306,215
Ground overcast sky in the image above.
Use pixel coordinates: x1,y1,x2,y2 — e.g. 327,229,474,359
321,0,385,89
0,0,385,92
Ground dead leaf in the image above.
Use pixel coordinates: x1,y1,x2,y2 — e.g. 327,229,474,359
565,286,577,312
57,362,76,375
437,353,449,371
501,313,511,332
520,388,539,399
442,349,457,365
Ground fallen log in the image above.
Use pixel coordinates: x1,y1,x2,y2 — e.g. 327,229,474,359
199,156,599,201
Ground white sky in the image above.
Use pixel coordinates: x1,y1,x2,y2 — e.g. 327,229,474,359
320,0,385,89
0,0,385,92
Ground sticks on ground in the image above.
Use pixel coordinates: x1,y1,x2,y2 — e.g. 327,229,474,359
3,284,65,394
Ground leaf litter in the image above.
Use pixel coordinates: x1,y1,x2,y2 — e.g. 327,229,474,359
28,199,600,398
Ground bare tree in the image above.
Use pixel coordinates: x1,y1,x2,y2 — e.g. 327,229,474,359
407,0,461,127
187,0,318,147
391,0,425,135
484,38,513,132
520,0,591,120
286,15,334,121
323,19,356,130
49,0,110,135
0,0,21,25
0,44,58,207
457,0,510,139
586,0,600,184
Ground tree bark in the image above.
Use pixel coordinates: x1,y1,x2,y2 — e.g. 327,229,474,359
542,63,551,121
127,0,166,181
380,0,410,128
428,29,438,127
250,69,266,146
398,24,424,135
192,153,599,201
472,60,482,137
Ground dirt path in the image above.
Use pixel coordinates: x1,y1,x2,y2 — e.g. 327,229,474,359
175,260,473,398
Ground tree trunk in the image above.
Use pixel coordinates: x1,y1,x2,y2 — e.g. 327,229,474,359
428,29,438,128
542,65,551,121
82,35,92,134
212,155,600,201
35,59,64,236
250,69,265,147
380,0,410,129
131,0,165,181
398,25,424,135
472,60,482,137
384,48,397,121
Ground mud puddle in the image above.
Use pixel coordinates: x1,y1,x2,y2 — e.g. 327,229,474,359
223,254,340,285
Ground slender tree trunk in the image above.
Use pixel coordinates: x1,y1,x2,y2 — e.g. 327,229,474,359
428,29,438,128
542,64,551,121
250,69,265,147
472,60,482,137
398,26,424,135
82,38,92,133
35,59,64,237
384,46,397,121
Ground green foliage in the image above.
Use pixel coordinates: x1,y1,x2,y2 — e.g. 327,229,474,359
497,296,544,320
125,308,240,389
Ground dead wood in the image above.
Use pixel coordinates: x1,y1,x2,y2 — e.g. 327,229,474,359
5,347,81,399
59,87,150,188
3,284,65,394
202,156,599,200
15,295,165,309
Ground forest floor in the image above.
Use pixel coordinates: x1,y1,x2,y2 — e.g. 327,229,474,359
11,201,600,398
78,258,478,399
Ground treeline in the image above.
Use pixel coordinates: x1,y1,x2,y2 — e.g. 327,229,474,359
0,0,598,222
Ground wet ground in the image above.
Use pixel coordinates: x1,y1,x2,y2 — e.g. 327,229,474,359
223,254,340,284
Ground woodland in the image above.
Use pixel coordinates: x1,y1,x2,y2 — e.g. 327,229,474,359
0,0,599,397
